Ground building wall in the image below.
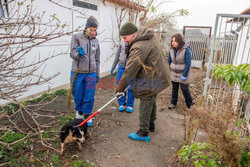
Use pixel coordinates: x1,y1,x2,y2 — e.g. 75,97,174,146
233,19,250,65
1,0,131,104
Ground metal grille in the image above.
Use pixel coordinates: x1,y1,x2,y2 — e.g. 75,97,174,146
184,35,211,68
183,26,212,68
203,13,250,136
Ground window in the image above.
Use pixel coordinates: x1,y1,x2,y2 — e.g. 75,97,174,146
73,0,97,11
0,1,4,18
0,0,9,18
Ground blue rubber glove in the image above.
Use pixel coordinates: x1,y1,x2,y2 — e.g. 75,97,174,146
77,46,85,56
96,76,99,83
111,68,114,76
181,76,187,81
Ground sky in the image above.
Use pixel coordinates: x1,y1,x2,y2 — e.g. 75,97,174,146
164,0,250,29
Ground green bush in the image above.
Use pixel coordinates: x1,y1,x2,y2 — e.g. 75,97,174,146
0,131,29,162
212,64,250,94
69,160,89,167
178,142,222,167
59,113,75,125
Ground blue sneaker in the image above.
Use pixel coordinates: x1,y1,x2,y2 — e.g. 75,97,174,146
126,107,134,113
128,130,150,142
118,106,125,112
87,118,93,127
84,114,92,127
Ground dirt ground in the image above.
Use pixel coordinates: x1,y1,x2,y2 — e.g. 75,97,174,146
60,68,206,167
0,68,206,167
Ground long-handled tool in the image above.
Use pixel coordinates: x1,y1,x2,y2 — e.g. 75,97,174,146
77,86,130,127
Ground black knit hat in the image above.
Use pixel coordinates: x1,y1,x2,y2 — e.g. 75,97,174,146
120,22,138,36
85,16,98,29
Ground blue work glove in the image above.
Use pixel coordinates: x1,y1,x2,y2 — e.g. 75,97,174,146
111,68,114,76
77,46,85,56
181,76,187,81
96,76,99,83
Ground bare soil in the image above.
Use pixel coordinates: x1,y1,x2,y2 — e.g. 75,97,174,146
61,68,206,167
0,68,206,167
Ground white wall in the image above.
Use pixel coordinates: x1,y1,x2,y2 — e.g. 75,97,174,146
233,19,250,66
1,0,131,104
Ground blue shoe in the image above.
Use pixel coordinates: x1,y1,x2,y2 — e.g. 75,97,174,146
87,118,92,127
126,107,134,113
118,106,125,112
84,114,92,127
128,131,150,142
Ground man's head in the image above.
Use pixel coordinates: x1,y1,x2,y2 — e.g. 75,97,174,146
85,16,98,38
120,22,138,44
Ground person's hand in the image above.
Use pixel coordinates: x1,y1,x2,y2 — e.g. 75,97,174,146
77,46,85,56
181,76,187,81
115,91,124,99
111,68,114,76
96,76,99,83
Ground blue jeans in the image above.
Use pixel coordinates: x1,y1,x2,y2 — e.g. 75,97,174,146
70,71,97,114
116,64,134,108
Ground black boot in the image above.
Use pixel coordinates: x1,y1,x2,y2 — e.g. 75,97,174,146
149,123,155,132
136,129,148,137
84,114,89,119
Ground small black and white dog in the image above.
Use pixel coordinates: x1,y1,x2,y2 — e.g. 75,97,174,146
60,119,87,155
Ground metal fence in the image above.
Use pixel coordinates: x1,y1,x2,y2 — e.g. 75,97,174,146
203,13,250,136
183,36,238,68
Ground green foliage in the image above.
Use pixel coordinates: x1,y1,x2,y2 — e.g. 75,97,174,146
239,149,250,167
42,131,54,139
37,151,47,158
178,142,222,167
27,89,67,104
69,160,89,167
31,93,53,103
1,103,18,114
52,154,61,166
59,113,75,125
235,118,246,127
212,64,250,94
55,89,68,96
17,1,24,6
150,5,156,13
50,14,60,23
0,131,29,162
179,9,189,16
21,101,30,106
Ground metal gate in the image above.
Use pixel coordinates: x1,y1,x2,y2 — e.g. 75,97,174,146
183,26,212,68
203,13,250,135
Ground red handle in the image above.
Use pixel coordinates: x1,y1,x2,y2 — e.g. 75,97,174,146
78,110,99,127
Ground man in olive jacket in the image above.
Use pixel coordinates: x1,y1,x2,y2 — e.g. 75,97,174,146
116,22,171,142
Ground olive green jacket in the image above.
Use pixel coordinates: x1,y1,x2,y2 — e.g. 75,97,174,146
117,27,171,98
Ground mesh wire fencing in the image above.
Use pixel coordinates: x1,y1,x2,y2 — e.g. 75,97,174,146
202,13,250,137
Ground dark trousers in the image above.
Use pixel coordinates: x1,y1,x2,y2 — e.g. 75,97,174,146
139,95,157,133
171,81,193,108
